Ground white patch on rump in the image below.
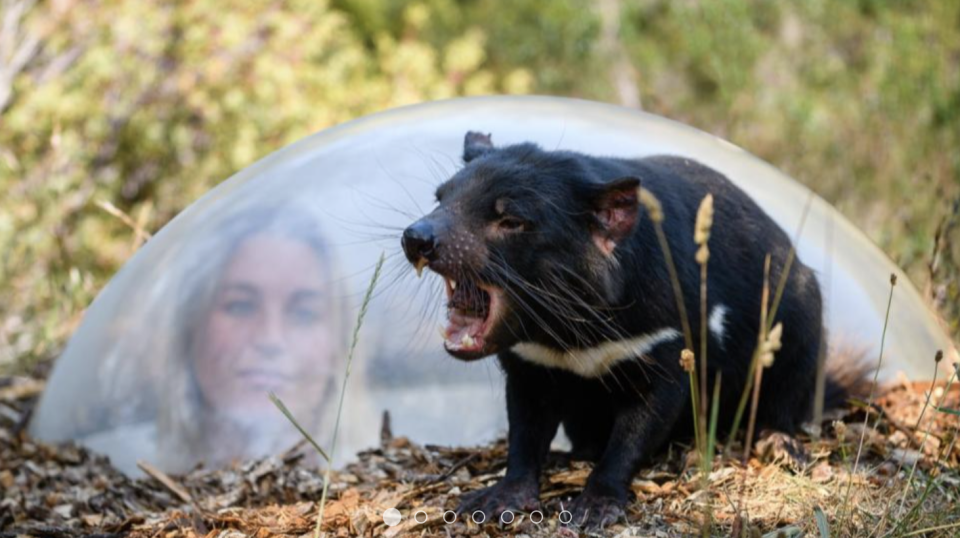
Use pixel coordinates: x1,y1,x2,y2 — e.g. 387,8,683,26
709,304,728,344
511,328,682,378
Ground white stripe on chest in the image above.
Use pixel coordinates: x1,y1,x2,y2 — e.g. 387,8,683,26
511,328,682,378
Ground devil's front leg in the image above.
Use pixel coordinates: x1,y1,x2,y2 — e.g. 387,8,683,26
570,358,688,529
457,352,561,520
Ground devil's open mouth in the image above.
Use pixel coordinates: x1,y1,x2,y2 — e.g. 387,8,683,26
440,274,501,359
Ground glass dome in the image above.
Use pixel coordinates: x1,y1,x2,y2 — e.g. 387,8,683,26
29,96,956,476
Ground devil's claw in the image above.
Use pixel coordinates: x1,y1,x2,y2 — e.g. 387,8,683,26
569,491,627,529
456,478,539,523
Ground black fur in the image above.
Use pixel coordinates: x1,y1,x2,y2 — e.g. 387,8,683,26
402,132,854,528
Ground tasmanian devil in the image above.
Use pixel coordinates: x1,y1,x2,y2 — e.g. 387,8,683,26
401,132,858,528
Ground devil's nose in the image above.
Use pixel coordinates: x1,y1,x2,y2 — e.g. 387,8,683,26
402,221,437,263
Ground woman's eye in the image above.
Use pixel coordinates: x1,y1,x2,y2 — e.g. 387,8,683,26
289,307,322,325
223,299,257,317
498,216,525,231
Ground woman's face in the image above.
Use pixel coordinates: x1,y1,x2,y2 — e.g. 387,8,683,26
193,233,336,417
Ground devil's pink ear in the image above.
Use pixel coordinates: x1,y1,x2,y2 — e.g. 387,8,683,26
592,176,641,256
463,131,494,162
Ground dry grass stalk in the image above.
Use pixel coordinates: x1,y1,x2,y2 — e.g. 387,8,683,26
640,187,717,534
837,273,896,534
876,350,944,533
639,187,693,350
695,194,714,439
888,361,959,536
765,193,815,336
681,348,703,456
693,193,716,538
639,186,700,450
728,193,814,446
744,255,773,461
95,199,154,246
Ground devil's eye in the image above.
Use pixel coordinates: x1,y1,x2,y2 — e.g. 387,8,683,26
498,216,526,231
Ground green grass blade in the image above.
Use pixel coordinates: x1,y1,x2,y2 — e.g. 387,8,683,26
315,252,386,538
935,406,960,416
814,506,830,538
706,373,722,465
270,392,330,463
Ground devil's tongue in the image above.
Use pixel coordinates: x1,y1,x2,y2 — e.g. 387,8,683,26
446,310,484,349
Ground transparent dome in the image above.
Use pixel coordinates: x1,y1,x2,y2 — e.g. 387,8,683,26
29,96,955,476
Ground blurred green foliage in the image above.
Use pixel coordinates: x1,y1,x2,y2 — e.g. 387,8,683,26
0,0,957,372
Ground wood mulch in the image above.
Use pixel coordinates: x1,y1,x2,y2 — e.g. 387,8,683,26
1,372,958,538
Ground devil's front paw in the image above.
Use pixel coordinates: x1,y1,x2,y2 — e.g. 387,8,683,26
456,478,539,522
755,429,809,470
569,488,627,529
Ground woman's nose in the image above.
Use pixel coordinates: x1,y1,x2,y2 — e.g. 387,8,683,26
253,311,285,357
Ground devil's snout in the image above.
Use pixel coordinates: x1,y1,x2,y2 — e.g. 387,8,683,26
402,220,438,264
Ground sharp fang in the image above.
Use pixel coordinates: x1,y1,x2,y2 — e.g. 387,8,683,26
450,279,457,291
460,334,475,347
415,257,428,278
438,324,447,340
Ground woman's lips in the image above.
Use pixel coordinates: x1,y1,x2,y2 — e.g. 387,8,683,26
236,368,294,389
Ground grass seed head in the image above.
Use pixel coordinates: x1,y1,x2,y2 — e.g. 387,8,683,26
766,322,783,352
680,348,696,373
833,420,848,439
696,244,710,265
638,187,664,223
760,322,783,367
694,193,714,245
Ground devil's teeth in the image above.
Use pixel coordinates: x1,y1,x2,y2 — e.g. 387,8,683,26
415,257,428,278
450,280,457,290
